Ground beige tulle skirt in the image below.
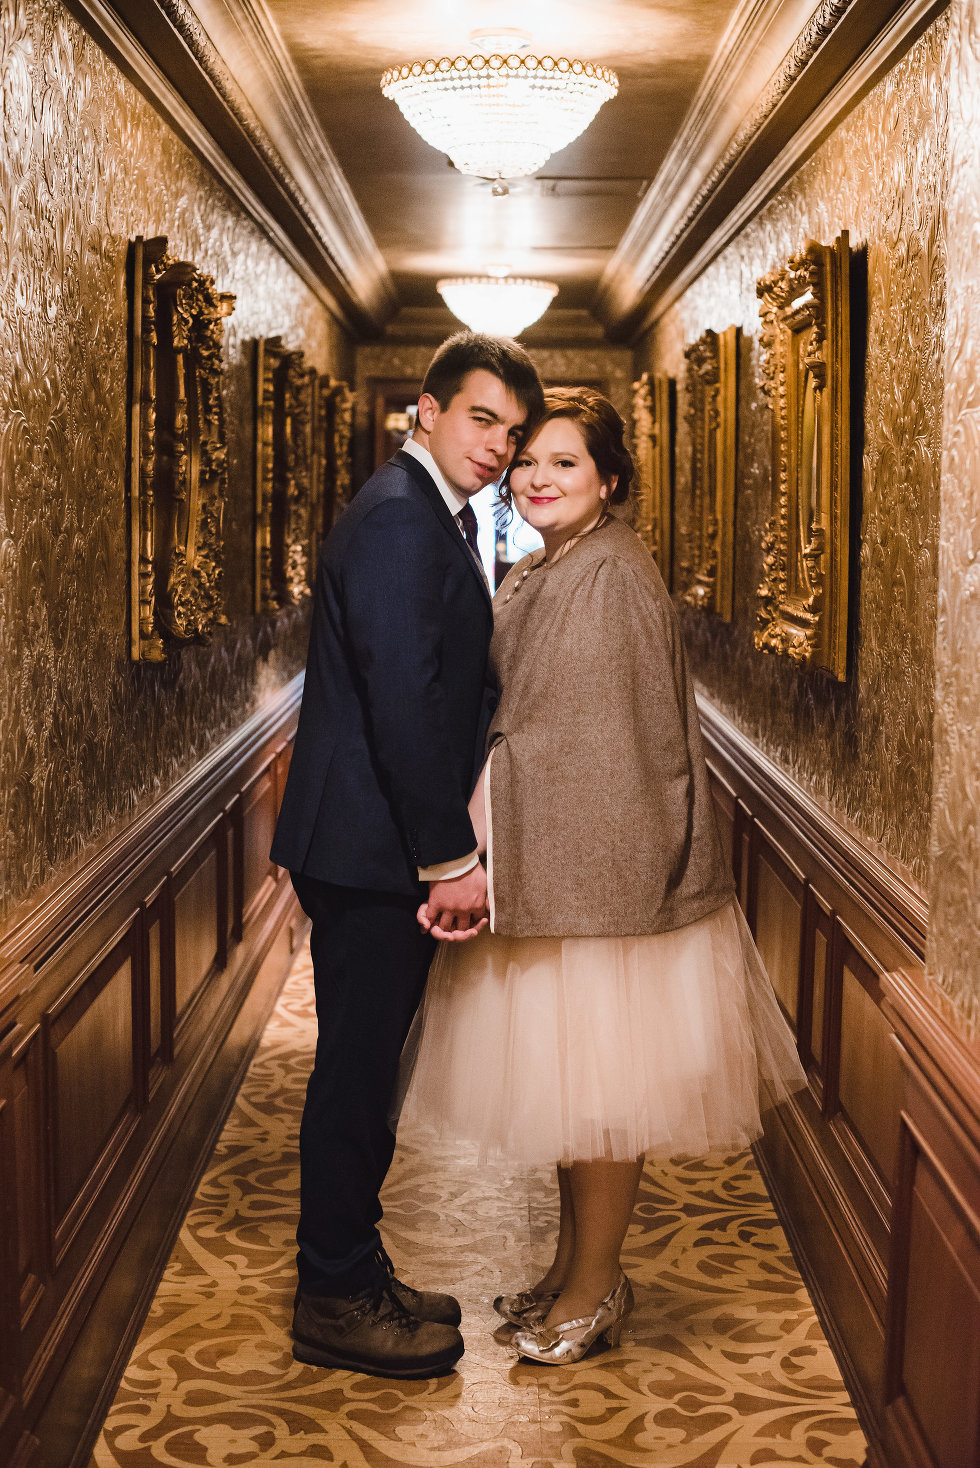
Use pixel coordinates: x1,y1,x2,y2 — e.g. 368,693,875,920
398,898,806,1166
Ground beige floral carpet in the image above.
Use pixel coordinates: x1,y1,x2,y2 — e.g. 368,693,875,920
91,944,867,1468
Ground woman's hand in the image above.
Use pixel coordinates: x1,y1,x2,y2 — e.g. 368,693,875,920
416,903,488,941
417,865,489,941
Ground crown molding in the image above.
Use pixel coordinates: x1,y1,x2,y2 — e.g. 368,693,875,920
66,0,395,335
598,0,945,341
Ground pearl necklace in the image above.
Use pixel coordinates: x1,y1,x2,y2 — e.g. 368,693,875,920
500,557,539,603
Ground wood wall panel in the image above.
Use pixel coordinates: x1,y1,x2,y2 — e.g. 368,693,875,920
699,696,980,1467
751,833,804,1029
880,969,980,1468
810,906,830,1073
837,953,903,1193
901,1157,980,1467
242,767,278,926
11,1027,45,1326
0,676,304,1468
173,836,221,1025
146,892,164,1077
0,1023,42,1466
46,930,139,1250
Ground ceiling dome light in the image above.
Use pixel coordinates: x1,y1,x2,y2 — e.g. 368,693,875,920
381,51,618,180
437,276,559,336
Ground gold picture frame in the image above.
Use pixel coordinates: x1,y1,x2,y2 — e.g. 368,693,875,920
254,338,317,614
678,325,738,620
127,236,235,661
755,232,850,680
631,371,675,589
316,376,355,552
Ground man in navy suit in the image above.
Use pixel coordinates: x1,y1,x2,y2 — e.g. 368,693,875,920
271,333,543,1378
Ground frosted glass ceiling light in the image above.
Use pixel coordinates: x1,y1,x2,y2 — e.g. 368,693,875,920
437,276,559,336
381,30,618,181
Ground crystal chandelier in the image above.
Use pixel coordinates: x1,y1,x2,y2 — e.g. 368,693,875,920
437,276,559,336
381,38,618,181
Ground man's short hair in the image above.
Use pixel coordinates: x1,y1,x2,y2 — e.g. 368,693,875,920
420,331,544,425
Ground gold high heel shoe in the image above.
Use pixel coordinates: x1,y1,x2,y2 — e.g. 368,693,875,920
492,1286,560,1326
512,1274,634,1364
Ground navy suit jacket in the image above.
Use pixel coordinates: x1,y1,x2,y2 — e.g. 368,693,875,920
271,450,496,895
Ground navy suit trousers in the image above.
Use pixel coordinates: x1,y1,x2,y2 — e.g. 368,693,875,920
292,874,436,1296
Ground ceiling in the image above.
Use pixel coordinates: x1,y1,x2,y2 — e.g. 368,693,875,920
261,0,740,319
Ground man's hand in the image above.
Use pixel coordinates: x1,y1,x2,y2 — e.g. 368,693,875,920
418,865,489,941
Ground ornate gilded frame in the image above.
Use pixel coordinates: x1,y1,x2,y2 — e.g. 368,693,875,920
128,236,235,662
254,338,317,613
631,371,675,588
678,325,738,620
315,376,355,550
755,232,850,679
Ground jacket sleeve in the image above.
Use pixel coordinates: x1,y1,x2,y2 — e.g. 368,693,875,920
341,497,478,868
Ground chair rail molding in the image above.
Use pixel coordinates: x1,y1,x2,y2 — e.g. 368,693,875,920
597,0,947,339
64,0,395,335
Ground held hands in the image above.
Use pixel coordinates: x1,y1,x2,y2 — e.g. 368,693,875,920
418,864,489,941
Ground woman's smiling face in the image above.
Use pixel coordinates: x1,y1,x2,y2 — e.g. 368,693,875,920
508,417,615,549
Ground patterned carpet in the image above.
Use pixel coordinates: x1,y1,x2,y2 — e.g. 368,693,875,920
91,945,866,1468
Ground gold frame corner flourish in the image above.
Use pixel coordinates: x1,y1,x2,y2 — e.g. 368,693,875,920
127,235,235,662
755,231,851,680
631,371,674,589
678,325,738,620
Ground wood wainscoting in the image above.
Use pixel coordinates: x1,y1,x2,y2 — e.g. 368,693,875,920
699,696,980,1468
0,676,305,1468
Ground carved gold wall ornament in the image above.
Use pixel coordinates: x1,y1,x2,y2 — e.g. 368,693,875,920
631,371,675,588
254,338,317,613
128,236,235,661
678,326,738,619
755,232,850,680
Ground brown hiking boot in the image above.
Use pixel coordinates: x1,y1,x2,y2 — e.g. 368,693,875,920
376,1248,461,1326
292,1283,464,1378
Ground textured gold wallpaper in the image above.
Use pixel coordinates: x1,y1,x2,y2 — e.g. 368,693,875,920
927,0,980,1035
0,0,351,928
638,18,949,890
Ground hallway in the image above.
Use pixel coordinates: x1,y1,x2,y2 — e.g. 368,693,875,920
92,947,865,1468
5,5,980,1461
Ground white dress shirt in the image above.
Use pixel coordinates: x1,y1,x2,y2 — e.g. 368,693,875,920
399,436,482,884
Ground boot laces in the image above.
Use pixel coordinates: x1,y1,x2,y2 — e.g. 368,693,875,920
352,1276,421,1334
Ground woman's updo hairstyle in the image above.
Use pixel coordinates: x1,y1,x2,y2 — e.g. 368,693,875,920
498,386,635,521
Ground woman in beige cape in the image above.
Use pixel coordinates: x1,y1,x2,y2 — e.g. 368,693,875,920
403,388,805,1364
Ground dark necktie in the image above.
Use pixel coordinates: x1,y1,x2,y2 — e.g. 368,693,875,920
457,501,481,559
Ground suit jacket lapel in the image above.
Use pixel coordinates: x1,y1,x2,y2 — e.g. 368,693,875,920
393,449,493,609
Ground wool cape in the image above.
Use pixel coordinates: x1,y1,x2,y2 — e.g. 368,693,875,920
486,515,734,938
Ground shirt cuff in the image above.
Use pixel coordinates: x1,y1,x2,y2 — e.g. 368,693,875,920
418,849,480,882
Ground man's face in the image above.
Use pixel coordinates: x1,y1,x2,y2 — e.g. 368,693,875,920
416,369,528,497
